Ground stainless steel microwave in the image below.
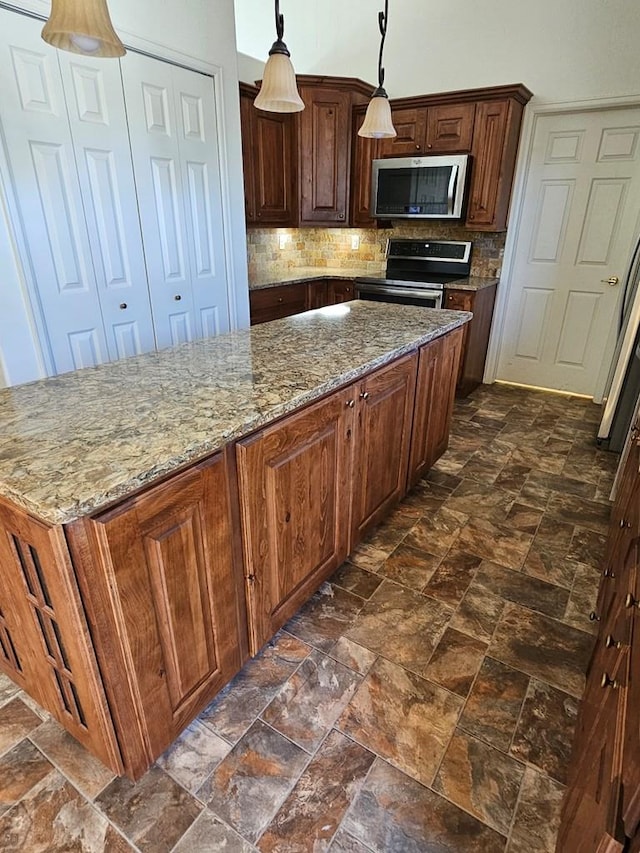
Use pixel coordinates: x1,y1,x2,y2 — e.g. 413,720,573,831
371,154,470,219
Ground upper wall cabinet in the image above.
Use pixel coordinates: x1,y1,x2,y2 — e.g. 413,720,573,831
355,84,533,232
239,83,296,226
242,76,373,228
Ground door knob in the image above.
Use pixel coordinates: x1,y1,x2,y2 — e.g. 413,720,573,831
174,294,182,301
601,276,619,286
119,302,127,310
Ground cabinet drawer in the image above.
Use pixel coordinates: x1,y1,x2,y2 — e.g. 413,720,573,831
249,285,308,325
445,290,474,312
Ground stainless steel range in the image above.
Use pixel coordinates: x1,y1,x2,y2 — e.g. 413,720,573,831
355,239,472,308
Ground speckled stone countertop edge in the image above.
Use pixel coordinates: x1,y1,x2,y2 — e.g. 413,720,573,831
0,307,472,526
249,272,499,292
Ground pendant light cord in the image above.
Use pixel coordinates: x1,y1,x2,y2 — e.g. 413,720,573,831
377,0,389,89
275,0,284,42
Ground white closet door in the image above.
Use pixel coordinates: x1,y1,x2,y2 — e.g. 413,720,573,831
0,11,109,373
58,53,157,361
171,65,230,339
121,53,230,349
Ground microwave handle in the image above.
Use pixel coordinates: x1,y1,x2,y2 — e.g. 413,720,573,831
447,165,458,216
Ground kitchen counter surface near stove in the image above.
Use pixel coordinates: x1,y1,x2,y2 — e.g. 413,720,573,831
249,266,385,290
0,301,471,525
249,268,498,292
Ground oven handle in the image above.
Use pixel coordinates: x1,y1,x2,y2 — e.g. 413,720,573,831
356,283,443,307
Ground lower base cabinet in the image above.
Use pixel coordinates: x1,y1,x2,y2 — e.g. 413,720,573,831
0,327,464,780
408,327,463,488
68,451,245,779
557,417,640,852
444,285,497,397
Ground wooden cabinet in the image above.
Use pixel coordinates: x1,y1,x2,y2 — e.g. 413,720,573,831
239,83,296,226
426,103,476,153
444,284,497,397
408,328,464,488
0,498,121,774
351,106,379,227
351,355,417,545
249,283,308,326
327,279,356,303
298,83,353,225
249,278,360,325
378,107,428,157
378,102,475,158
68,451,244,779
558,416,640,852
237,353,423,652
467,99,525,230
237,388,354,653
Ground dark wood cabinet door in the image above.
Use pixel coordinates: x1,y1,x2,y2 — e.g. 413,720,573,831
426,103,475,153
408,328,463,488
467,99,525,231
0,501,122,774
237,389,354,653
86,454,242,767
249,284,308,325
351,354,417,544
253,109,296,225
467,100,509,228
306,280,328,309
299,86,351,224
445,285,497,396
351,108,379,226
327,279,356,304
239,86,257,222
378,107,428,157
239,83,295,226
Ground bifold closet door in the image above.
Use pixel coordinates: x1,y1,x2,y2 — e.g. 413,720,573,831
121,53,230,348
0,10,155,373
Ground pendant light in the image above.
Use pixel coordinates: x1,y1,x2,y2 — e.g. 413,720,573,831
359,0,396,138
42,0,125,57
254,0,304,113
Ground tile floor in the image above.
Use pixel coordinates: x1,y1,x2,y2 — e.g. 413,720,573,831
0,382,617,852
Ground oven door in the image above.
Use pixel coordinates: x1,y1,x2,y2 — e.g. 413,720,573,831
356,282,443,309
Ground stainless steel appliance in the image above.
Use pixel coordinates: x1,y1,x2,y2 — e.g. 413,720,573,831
371,154,470,220
355,238,472,308
598,234,640,452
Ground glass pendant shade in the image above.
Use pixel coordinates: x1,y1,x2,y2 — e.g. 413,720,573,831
42,0,126,57
358,93,396,138
254,52,304,113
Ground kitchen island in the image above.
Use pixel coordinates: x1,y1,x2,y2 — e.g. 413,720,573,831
0,302,470,779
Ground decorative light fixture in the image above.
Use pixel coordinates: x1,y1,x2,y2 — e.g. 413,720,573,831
359,0,396,138
42,0,125,57
254,0,304,113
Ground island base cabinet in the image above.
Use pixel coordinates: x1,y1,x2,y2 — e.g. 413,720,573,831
0,498,122,774
351,354,417,545
237,389,354,654
408,327,463,489
69,451,245,779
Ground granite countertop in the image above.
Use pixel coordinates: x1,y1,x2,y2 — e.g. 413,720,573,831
446,276,499,292
0,302,471,526
249,266,384,290
249,268,498,292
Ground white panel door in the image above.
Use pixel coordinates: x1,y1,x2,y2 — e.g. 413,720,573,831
121,53,230,349
497,108,640,397
58,52,157,361
0,11,109,373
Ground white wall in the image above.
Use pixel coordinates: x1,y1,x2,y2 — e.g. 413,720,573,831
0,0,249,386
234,0,640,104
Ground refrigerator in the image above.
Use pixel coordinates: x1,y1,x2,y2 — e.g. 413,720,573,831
598,235,640,452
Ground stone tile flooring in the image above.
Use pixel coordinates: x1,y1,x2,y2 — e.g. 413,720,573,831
0,383,617,852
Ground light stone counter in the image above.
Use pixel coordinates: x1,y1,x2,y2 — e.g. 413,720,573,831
446,276,499,292
0,302,471,525
249,266,385,290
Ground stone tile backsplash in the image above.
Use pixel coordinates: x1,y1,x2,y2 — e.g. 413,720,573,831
246,224,506,283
